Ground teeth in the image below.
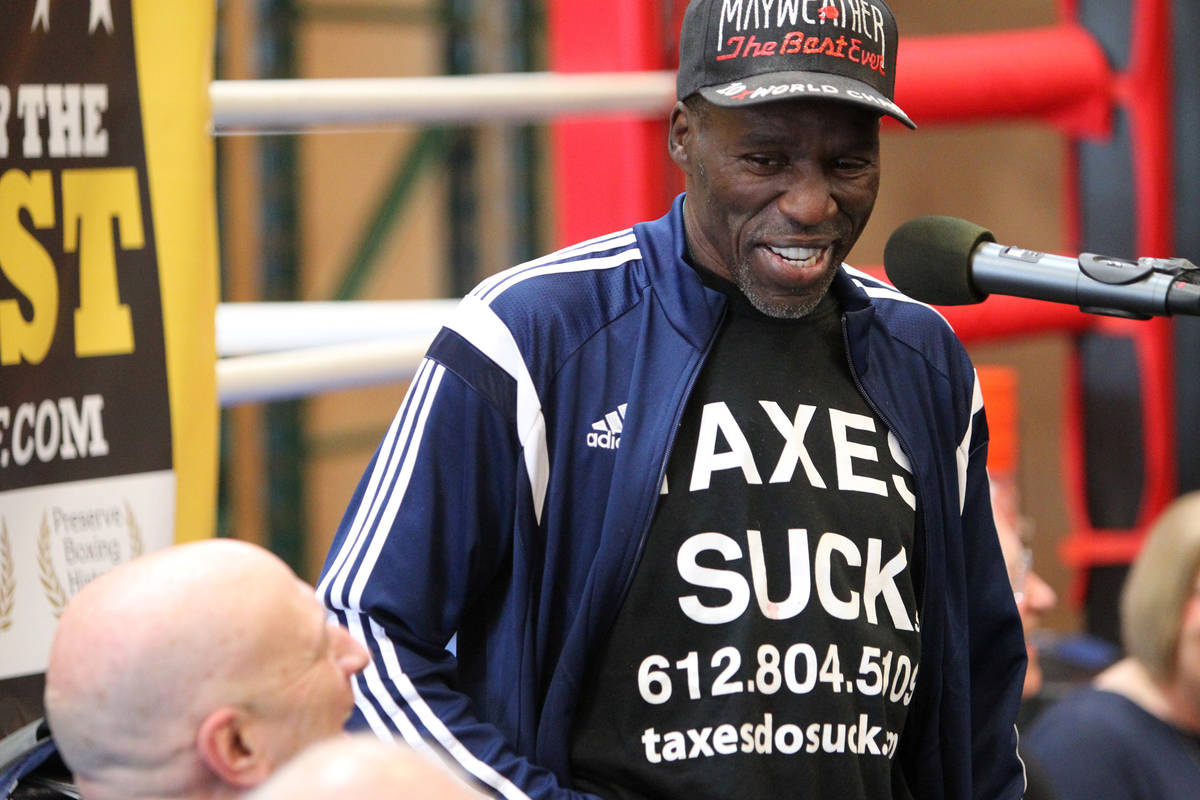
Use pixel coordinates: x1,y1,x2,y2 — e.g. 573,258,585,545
768,245,824,262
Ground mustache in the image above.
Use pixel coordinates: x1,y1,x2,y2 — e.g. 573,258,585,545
756,223,848,240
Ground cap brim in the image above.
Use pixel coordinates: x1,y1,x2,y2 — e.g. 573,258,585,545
696,71,916,130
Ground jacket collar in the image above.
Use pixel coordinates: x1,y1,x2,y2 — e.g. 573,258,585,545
633,194,727,351
831,262,873,313
832,266,878,378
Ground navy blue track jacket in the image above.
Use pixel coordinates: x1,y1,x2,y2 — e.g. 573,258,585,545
319,195,1028,800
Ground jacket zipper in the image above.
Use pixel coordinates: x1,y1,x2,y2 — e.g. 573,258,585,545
840,315,930,628
614,303,728,607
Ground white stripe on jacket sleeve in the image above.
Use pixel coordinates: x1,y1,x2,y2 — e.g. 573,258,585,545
447,294,550,523
957,370,985,514
366,618,534,800
321,360,534,799
319,358,442,603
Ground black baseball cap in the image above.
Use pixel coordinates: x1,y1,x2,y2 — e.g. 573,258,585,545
676,0,916,129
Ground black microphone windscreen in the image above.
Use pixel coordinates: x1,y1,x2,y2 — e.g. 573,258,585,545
883,216,996,305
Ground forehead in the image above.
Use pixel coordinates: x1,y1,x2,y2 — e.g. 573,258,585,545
704,99,880,144
253,577,326,646
288,577,326,623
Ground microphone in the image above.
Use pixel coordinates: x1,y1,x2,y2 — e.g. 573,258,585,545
882,215,1200,318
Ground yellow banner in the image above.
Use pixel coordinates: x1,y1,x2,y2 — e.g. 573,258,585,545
0,0,217,697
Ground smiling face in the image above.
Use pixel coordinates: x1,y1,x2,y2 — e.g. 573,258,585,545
670,97,881,318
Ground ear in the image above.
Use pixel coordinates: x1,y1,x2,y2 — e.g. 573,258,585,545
667,100,695,173
195,707,274,789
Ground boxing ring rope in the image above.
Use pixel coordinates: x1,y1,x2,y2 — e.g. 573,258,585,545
214,22,1127,406
211,72,676,132
217,301,457,405
210,24,1108,135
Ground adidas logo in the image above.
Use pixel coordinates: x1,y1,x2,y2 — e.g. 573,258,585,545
586,404,626,450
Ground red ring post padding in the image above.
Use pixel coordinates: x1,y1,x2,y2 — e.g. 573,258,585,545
893,24,1114,137
1056,0,1176,600
548,0,672,246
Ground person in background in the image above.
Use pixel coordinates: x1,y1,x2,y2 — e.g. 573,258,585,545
245,734,483,800
980,366,1059,800
994,513,1058,704
1024,490,1200,800
44,539,370,800
990,480,1059,800
979,366,1059,704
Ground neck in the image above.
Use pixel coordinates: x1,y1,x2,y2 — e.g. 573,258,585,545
1164,678,1200,734
77,775,245,800
1097,657,1200,734
680,197,728,282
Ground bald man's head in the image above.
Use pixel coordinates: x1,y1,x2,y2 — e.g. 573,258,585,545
245,735,482,800
44,539,369,800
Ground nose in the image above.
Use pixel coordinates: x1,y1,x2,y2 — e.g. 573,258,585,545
331,623,371,675
776,169,838,227
1020,571,1057,617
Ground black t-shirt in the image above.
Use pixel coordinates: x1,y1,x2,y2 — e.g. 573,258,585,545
570,274,921,800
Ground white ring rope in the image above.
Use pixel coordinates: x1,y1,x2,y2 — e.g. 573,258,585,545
217,300,459,356
219,337,434,406
216,301,455,405
211,71,676,133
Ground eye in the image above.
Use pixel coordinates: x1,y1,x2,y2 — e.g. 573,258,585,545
743,153,787,172
831,156,874,175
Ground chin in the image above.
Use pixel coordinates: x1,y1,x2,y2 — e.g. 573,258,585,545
735,262,837,319
747,289,827,319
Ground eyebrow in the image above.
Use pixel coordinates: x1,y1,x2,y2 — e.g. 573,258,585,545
734,126,878,151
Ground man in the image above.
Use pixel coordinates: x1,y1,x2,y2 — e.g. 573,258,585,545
320,1,1026,798
44,539,370,800
245,734,483,800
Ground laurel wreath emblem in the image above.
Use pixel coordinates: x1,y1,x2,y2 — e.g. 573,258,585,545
29,505,147,618
0,521,15,632
37,513,69,618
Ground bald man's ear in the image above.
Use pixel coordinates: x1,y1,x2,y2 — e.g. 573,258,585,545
668,100,694,174
196,707,274,789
